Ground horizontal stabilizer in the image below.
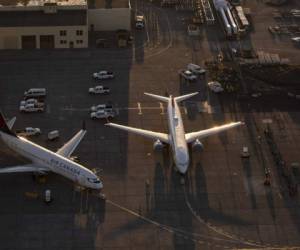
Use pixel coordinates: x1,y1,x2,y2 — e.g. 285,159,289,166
174,92,198,103
106,123,169,144
144,93,170,103
0,164,49,174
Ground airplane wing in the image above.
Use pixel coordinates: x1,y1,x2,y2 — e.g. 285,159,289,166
106,123,169,144
56,129,87,158
0,164,49,174
185,122,243,143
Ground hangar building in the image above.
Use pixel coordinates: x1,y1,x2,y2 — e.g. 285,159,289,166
0,0,131,49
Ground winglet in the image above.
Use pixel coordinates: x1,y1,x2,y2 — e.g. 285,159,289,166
6,117,16,130
0,112,16,137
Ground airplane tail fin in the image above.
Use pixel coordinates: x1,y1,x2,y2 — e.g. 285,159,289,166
174,92,198,103
0,112,17,137
144,92,170,102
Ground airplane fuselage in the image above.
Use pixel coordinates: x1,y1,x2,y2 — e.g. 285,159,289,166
167,98,189,174
0,131,102,189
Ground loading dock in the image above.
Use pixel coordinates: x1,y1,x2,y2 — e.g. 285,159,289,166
40,35,55,49
21,35,36,49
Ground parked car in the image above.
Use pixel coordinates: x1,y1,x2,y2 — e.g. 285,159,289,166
90,110,115,119
89,86,110,94
179,70,197,81
16,127,41,136
93,71,114,80
291,37,300,43
24,88,46,98
90,104,114,112
207,81,224,93
48,130,59,140
20,98,44,106
44,189,52,203
19,104,44,113
135,15,145,29
187,63,206,75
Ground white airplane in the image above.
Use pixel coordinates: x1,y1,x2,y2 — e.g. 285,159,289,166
0,112,102,190
106,92,243,174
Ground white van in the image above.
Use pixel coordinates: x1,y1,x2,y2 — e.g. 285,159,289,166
48,130,59,140
24,88,46,98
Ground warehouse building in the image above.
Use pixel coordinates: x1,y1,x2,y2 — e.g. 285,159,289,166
0,1,88,49
0,0,132,50
88,0,132,31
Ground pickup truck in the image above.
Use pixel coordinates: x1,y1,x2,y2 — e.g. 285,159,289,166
93,71,114,80
89,86,110,94
20,98,44,107
187,63,206,75
19,104,44,113
16,127,41,136
90,104,114,112
179,70,197,81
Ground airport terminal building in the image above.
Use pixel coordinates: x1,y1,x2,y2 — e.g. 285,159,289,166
0,0,131,49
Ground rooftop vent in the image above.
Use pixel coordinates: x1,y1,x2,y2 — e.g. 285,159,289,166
44,2,58,13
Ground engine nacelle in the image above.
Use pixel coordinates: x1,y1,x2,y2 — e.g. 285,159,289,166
192,139,204,152
153,139,164,151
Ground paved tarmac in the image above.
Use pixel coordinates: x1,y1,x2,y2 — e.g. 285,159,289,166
0,0,300,249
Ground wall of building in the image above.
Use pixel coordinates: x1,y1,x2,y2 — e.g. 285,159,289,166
0,25,88,49
88,8,131,31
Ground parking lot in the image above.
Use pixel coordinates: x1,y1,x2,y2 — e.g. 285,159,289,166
0,0,300,250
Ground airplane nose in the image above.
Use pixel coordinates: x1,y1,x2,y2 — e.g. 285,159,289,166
97,182,103,189
178,164,188,174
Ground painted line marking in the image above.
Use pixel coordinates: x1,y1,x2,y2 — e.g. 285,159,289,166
46,105,51,114
159,102,164,115
184,106,188,115
137,102,142,115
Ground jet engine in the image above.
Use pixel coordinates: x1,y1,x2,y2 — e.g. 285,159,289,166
153,139,164,151
192,139,204,152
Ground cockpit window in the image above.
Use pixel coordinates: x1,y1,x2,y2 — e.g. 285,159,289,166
87,177,100,184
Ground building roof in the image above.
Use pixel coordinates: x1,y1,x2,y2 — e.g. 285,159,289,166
0,9,87,27
0,0,86,7
88,0,130,8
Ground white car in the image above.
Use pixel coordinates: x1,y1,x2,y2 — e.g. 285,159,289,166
291,37,300,43
135,15,145,29
90,104,114,112
19,103,44,112
16,127,41,136
90,110,115,119
187,63,206,75
180,70,197,81
208,81,224,93
20,98,44,106
89,86,110,94
93,71,114,80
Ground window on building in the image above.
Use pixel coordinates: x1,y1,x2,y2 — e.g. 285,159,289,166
76,30,83,36
60,30,67,36
76,40,83,44
60,40,67,44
